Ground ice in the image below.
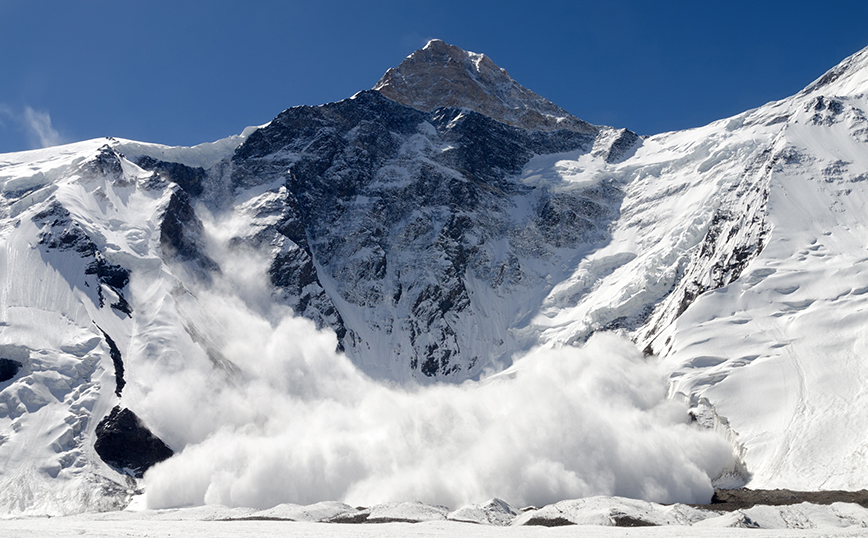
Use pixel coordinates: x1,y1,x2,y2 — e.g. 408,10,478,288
113,124,260,170
520,148,607,190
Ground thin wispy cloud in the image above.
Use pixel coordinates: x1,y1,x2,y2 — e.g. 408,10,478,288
0,104,64,149
22,106,62,148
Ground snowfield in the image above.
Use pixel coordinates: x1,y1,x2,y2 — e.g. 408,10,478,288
4,498,868,536
0,520,863,538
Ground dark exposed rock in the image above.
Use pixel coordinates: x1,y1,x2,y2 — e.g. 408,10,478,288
522,512,659,527
269,246,319,294
94,406,173,479
85,252,130,290
699,488,868,511
808,95,846,126
429,107,594,186
234,91,426,167
82,145,124,177
0,358,22,382
95,327,125,397
328,510,371,523
373,39,597,134
32,201,132,316
522,516,575,527
602,129,641,163
135,156,207,197
159,187,219,275
229,187,348,345
611,515,658,527
217,44,626,380
33,202,90,253
227,88,618,379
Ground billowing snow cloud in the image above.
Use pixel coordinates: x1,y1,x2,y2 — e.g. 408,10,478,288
139,209,737,511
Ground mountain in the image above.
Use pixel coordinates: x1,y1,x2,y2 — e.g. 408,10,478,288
1,39,868,515
374,39,597,134
214,41,640,381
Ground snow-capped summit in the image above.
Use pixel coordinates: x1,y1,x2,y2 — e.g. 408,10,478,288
374,39,596,133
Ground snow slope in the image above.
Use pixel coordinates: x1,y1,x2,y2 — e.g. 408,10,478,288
659,88,868,489
526,44,868,491
0,130,253,513
0,139,180,513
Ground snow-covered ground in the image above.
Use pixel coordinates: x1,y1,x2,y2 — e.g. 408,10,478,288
652,53,868,490
0,520,865,538
5,498,868,537
1,519,861,538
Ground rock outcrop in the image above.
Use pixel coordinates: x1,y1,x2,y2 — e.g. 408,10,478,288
93,406,173,479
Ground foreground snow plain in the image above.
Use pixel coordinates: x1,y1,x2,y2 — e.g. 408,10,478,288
4,499,868,537
1,521,866,538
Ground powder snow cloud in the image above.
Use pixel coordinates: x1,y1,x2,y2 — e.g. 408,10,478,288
135,207,739,511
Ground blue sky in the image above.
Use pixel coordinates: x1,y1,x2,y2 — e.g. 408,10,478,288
1,0,867,152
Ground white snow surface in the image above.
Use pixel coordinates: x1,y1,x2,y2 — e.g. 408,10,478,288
114,124,259,169
2,44,868,519
5,499,868,536
652,70,868,490
522,45,868,493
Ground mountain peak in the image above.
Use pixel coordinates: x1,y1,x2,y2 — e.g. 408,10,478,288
374,40,596,133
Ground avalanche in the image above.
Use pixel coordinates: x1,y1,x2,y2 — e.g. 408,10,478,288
1,38,868,529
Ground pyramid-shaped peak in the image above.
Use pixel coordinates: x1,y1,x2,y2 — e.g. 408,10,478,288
374,40,596,134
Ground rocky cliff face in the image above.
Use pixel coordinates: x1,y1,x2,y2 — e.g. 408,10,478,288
94,406,173,479
195,40,645,381
223,90,615,380
153,40,648,382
